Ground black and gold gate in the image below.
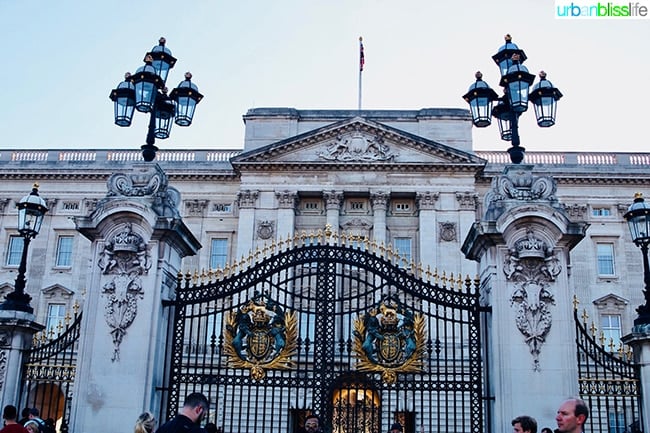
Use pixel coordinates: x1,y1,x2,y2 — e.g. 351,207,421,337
161,231,484,433
574,301,642,433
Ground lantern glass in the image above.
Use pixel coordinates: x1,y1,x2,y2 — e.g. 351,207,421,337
110,84,136,127
134,80,157,113
17,186,48,237
625,194,650,244
532,95,557,127
170,76,203,127
507,79,531,113
154,99,176,139
496,115,512,141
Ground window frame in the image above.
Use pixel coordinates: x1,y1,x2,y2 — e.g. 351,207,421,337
596,242,616,277
55,235,74,268
209,238,229,270
6,235,24,267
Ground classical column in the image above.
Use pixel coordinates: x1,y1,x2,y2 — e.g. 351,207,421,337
275,191,297,241
323,191,343,234
370,192,388,245
236,190,259,260
462,165,588,431
0,311,43,407
416,192,439,270
71,164,201,433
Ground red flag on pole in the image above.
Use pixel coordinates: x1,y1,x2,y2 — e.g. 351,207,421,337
359,37,365,72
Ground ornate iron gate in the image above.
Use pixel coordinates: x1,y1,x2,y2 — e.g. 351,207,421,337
20,307,82,433
574,302,642,433
162,231,484,433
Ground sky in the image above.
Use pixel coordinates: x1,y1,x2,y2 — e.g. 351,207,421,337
0,0,648,154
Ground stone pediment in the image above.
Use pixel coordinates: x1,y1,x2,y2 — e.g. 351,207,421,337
231,117,484,170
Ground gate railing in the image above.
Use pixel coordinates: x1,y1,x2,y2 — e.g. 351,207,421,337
20,305,82,433
161,227,486,433
574,299,641,433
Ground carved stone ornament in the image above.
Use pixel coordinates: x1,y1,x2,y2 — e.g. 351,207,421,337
416,192,439,210
456,192,478,210
184,199,208,216
323,191,343,210
370,192,389,210
564,203,588,220
224,292,298,381
275,191,297,209
0,331,10,347
257,220,275,240
484,165,561,220
97,223,151,362
352,297,427,384
102,164,181,218
342,217,372,231
439,222,457,242
318,129,397,162
504,227,561,371
237,190,258,209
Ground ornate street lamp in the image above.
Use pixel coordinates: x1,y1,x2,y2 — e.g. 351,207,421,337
0,184,48,314
463,34,563,164
109,37,203,162
624,192,650,326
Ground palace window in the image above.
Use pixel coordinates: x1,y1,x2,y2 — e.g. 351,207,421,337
46,303,67,337
213,203,232,213
394,237,412,266
6,236,24,266
592,207,611,217
56,236,74,267
601,314,622,350
210,239,228,269
596,243,615,276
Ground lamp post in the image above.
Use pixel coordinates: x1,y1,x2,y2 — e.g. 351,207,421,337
0,184,48,314
110,37,203,162
463,34,563,164
624,192,650,326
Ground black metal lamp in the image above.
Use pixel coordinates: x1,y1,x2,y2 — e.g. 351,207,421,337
170,72,204,127
109,73,136,127
624,192,650,326
529,71,563,127
462,72,499,128
0,184,48,314
146,37,177,85
463,34,562,164
109,37,203,162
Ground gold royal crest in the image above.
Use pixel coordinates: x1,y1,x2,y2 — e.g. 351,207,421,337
352,299,427,384
224,292,297,380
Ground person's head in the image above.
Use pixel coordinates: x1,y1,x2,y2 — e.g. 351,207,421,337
390,422,403,433
556,398,589,433
25,421,40,433
21,408,31,419
28,408,40,419
181,392,209,424
2,405,18,421
204,422,218,433
512,416,538,433
542,427,554,433
134,411,156,433
305,415,321,433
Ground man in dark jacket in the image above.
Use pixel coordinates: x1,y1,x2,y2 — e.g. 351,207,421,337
155,393,209,433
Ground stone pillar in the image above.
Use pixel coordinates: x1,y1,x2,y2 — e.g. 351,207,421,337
622,327,650,433
370,192,388,245
323,191,343,234
462,165,588,430
275,190,297,240
71,164,200,433
417,192,439,270
0,311,44,406
236,190,258,259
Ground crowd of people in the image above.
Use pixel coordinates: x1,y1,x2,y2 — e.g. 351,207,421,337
1,395,590,433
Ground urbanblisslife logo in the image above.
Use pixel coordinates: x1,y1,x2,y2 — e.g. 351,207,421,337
555,1,649,17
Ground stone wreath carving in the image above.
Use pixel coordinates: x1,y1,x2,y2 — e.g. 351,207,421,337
504,228,561,371
439,222,457,242
98,223,151,362
257,220,275,240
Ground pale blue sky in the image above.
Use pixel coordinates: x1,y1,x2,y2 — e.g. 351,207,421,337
1,0,648,153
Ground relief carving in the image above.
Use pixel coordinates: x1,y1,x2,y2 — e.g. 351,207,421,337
456,192,478,210
416,192,439,210
0,350,6,393
438,222,457,242
257,220,275,240
184,199,208,216
318,129,397,162
237,190,258,209
504,227,561,371
98,223,151,362
275,191,297,209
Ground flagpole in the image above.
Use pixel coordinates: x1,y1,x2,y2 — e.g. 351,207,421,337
358,36,364,112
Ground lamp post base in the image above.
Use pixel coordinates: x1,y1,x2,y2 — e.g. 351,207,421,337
0,291,34,314
507,145,526,164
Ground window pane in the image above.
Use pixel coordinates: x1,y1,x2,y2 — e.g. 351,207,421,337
7,236,24,266
597,243,615,275
210,239,228,269
394,238,412,264
601,314,622,349
56,236,74,267
46,303,67,336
